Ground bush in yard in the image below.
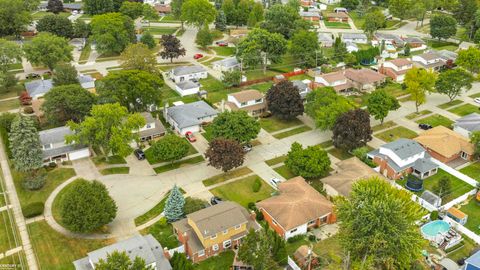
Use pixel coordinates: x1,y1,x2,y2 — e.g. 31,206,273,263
22,202,45,218
170,252,193,270
352,146,376,167
287,234,305,243
23,106,34,114
60,179,117,233
149,134,189,163
285,142,331,179
164,184,185,222
430,210,439,220
255,210,264,221
22,172,47,191
252,177,262,192
183,197,208,215
248,202,256,210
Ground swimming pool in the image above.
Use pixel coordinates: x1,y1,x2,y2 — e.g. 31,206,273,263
421,220,451,241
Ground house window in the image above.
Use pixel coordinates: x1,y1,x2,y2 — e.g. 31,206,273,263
240,102,247,106
198,250,205,257
146,124,151,129
308,219,316,225
461,151,468,160
212,244,219,251
290,228,297,234
272,220,278,226
223,240,232,249
223,229,228,234
43,144,52,150
211,233,217,239
255,98,262,103
235,225,241,230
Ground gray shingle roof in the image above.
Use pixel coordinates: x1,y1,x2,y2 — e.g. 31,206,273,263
292,80,311,99
167,101,217,129
381,139,425,160
39,126,72,145
212,57,239,68
342,33,367,40
176,80,200,90
412,158,438,173
25,79,53,98
318,33,333,42
171,65,207,76
78,74,95,89
454,113,480,132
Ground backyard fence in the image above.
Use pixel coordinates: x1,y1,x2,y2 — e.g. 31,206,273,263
444,216,480,245
391,182,438,212
167,245,185,257
432,159,478,187
442,190,477,210
287,256,302,270
239,69,307,87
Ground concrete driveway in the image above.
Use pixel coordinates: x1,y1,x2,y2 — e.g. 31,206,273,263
125,154,156,176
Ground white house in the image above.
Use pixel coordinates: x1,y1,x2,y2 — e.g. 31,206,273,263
318,32,334,47
341,33,368,44
319,0,340,4
380,58,413,83
174,80,201,96
345,41,358,53
453,113,480,138
226,89,266,116
314,71,352,93
292,80,312,99
25,75,96,100
137,112,166,141
168,65,208,83
39,126,90,165
412,52,445,71
212,57,240,72
163,101,218,134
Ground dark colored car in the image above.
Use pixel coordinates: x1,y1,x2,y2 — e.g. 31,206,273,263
26,73,40,79
418,123,433,130
134,149,145,160
210,196,223,205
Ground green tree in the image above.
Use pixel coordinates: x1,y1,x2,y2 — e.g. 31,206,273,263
120,43,159,74
305,87,355,130
285,142,331,179
112,0,126,11
90,12,135,55
95,251,152,270
430,14,457,40
23,32,72,71
404,67,436,112
433,176,452,198
97,69,163,112
288,30,319,68
268,229,287,265
457,47,480,73
142,4,160,21
333,37,348,62
84,0,114,15
332,109,372,152
205,138,245,172
0,39,23,73
73,20,91,38
170,252,193,270
366,89,400,124
209,111,260,143
471,131,480,158
8,115,42,172
140,31,156,49
149,134,189,163
247,3,264,27
164,184,185,222
435,68,473,101
215,10,227,30
60,179,117,233
42,84,96,124
454,0,477,38
341,0,359,10
119,1,144,19
181,0,217,28
222,0,236,25
238,229,277,270
195,24,213,49
221,69,242,87
46,0,64,14
260,4,304,39
363,9,386,36
266,80,304,120
389,0,414,19
335,177,426,268
0,0,32,37
171,0,185,28
159,34,186,63
66,103,146,157
52,63,79,86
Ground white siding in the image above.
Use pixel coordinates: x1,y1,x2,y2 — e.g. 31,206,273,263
68,148,90,160
284,223,308,239
174,85,200,96
453,126,471,138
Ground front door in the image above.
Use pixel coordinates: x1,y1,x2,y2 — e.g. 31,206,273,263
461,151,468,160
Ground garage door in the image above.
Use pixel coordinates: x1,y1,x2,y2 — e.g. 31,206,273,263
68,148,90,160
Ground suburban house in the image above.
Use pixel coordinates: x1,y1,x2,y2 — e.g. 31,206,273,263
300,11,320,21
318,32,334,47
402,36,426,49
292,80,312,99
334,7,348,13
367,138,439,180
345,41,358,53
371,32,404,47
412,52,446,71
154,4,171,13
226,89,266,117
38,2,83,11
463,249,480,270
325,12,349,22
137,112,166,141
70,38,87,50
256,177,336,240
172,201,260,263
163,101,218,134
314,71,352,93
341,33,368,44
212,57,240,72
174,80,201,96
453,113,480,138
320,0,341,4
414,126,475,163
39,126,90,165
168,66,208,83
229,29,249,39
344,68,387,91
321,157,384,197
73,234,172,270
379,58,413,83
25,75,96,99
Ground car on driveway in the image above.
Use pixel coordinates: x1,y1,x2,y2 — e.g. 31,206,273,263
210,196,223,205
26,73,40,79
269,177,282,187
185,131,196,142
193,53,204,59
418,123,433,130
216,41,228,46
134,149,145,160
474,98,480,104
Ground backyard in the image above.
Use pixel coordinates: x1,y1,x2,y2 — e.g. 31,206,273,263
415,114,454,128
459,162,480,181
375,126,418,143
193,250,235,270
140,218,179,249
448,104,479,117
458,198,480,234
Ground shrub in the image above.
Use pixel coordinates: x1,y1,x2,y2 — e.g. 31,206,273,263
247,202,256,210
252,177,262,192
430,210,439,220
183,197,208,215
255,210,264,221
23,106,34,114
22,173,46,190
287,234,306,243
308,234,317,242
22,202,45,218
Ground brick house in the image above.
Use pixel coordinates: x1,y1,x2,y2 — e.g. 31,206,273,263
314,71,352,93
256,177,336,240
379,58,413,83
344,68,387,91
300,11,320,21
226,89,266,117
325,12,349,22
172,201,260,263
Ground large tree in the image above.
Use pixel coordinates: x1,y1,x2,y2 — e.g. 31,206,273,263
404,67,436,112
430,14,457,40
73,20,91,38
285,142,331,179
66,103,146,157
120,43,159,75
84,0,114,15
23,32,72,71
363,9,386,36
119,1,144,19
0,0,32,37
181,0,217,28
164,185,185,222
265,80,304,120
456,47,480,74
90,12,135,55
435,68,473,101
159,34,186,63
260,4,306,39
170,252,193,270
195,24,213,49
60,179,117,233
238,229,278,270
36,14,74,38
46,0,64,14
42,84,96,125
52,63,79,86
95,251,152,270
366,89,400,124
247,3,264,27
341,0,359,10
389,0,414,20
97,70,163,112
335,177,426,268
288,30,320,68
8,115,42,173
0,39,23,73
454,0,477,38
209,111,260,143
205,138,245,173
305,87,355,130
140,31,156,49
332,109,372,152
148,134,189,163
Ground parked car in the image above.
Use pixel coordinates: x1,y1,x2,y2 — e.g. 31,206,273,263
26,73,40,79
193,53,204,59
418,123,433,130
269,177,281,187
185,131,196,142
134,149,145,160
474,98,480,104
210,196,223,205
242,143,252,153
216,41,228,46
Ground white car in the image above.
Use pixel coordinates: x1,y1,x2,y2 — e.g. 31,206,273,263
269,177,282,187
474,98,480,104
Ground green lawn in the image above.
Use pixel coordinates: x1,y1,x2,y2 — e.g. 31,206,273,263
459,198,480,234
140,218,179,249
375,126,418,143
142,26,178,35
372,121,397,133
273,164,297,179
249,82,274,93
92,155,127,166
273,125,312,139
160,14,180,22
31,11,70,20
0,85,22,100
426,40,459,51
459,162,480,181
447,234,479,262
324,21,351,29
448,104,479,116
258,117,304,133
437,99,463,109
134,188,185,226
154,156,204,174
380,83,407,97
349,11,365,28
318,140,334,149
415,114,454,128
405,110,432,120
0,251,26,265
99,167,130,175
327,147,353,160
7,63,23,71
244,69,280,81
469,92,480,99
202,167,253,186
0,99,20,112
193,250,235,270
78,40,92,63
397,169,474,204
201,76,229,104
28,221,113,270
0,209,17,253
265,155,287,166
210,175,274,208
211,46,236,56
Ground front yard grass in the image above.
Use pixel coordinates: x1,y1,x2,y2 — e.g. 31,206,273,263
381,83,406,97
448,104,479,116
415,114,454,128
469,92,480,99
99,167,129,175
154,155,204,174
324,21,351,29
459,162,480,181
0,209,16,253
327,147,353,160
273,125,312,139
78,41,92,64
405,110,432,120
134,188,186,226
372,121,397,133
437,99,463,109
210,46,236,56
0,99,20,112
459,198,480,234
140,218,179,249
273,164,297,179
193,250,235,270
92,155,127,166
375,126,418,143
28,220,113,270
210,175,274,208
258,117,304,133
202,167,253,186
265,155,287,166
142,26,178,35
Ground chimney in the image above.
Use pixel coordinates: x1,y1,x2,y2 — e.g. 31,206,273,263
163,247,171,260
250,210,256,221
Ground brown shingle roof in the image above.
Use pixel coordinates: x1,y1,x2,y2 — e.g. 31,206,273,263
448,207,467,219
154,4,171,13
344,68,387,84
326,12,349,18
414,126,475,158
229,90,264,103
389,58,412,67
256,177,333,231
319,71,346,83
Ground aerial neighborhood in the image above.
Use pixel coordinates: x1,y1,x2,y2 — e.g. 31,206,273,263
2,0,480,269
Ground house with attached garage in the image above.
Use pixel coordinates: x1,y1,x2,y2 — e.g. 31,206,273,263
314,71,352,93
226,90,266,117
163,101,218,135
174,80,201,96
344,68,387,91
368,138,439,180
412,52,447,71
341,33,368,44
256,177,336,240
172,201,260,263
300,11,321,21
212,57,240,72
168,65,208,83
379,58,413,83
137,112,166,141
25,75,96,100
371,32,404,47
39,126,90,165
453,113,480,138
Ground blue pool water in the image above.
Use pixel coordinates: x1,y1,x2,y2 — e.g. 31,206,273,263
421,220,450,238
